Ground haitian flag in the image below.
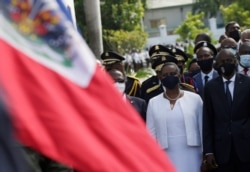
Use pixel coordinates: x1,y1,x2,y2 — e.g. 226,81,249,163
0,0,175,172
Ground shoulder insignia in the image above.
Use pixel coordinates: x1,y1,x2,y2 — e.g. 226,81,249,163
146,85,161,94
127,75,140,81
180,83,195,92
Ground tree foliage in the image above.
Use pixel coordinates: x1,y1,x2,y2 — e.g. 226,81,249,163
220,2,250,28
192,0,234,17
174,12,211,55
74,0,148,51
174,12,210,41
74,0,86,37
103,29,148,54
101,0,144,31
101,0,147,51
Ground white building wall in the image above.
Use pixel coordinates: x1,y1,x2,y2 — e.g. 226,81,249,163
143,1,225,48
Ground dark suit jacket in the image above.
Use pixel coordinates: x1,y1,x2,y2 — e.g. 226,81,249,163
203,73,250,164
193,70,219,98
127,95,147,122
0,102,27,172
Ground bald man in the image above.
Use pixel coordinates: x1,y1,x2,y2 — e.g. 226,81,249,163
220,38,237,55
241,29,250,43
238,41,250,76
203,49,250,172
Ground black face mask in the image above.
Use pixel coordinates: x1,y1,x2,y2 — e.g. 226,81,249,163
197,58,214,72
214,65,222,75
228,30,241,42
218,63,236,77
161,75,179,89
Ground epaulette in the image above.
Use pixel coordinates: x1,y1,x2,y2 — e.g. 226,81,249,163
142,76,158,85
146,85,161,94
180,83,195,92
127,75,140,82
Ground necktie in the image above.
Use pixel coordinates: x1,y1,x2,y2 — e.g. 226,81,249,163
225,80,232,109
243,68,248,76
204,75,209,85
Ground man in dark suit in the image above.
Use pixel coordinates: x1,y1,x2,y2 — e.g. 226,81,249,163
107,69,147,121
193,41,219,98
0,101,27,172
203,49,250,172
101,51,141,97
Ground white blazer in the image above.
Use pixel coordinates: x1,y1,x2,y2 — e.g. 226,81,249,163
146,91,203,149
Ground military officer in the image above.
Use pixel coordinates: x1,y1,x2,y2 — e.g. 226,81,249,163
101,51,141,97
140,45,176,103
171,47,197,88
141,45,195,103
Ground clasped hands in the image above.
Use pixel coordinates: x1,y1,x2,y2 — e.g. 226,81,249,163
203,154,218,170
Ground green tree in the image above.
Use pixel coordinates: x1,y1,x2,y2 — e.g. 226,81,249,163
74,0,86,37
174,12,210,41
192,0,234,17
74,0,148,51
101,0,147,50
220,2,250,28
111,2,144,31
103,29,148,54
101,0,145,31
174,12,211,55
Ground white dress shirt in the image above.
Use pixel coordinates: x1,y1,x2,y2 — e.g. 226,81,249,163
201,69,214,86
222,74,236,99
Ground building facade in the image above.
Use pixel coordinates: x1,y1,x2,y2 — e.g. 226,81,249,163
143,0,224,47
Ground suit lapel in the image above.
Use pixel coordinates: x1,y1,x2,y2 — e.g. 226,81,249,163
232,74,243,111
215,77,231,113
212,70,219,79
194,73,203,97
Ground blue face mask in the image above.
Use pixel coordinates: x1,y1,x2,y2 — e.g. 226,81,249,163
240,55,250,68
228,48,237,55
161,75,179,89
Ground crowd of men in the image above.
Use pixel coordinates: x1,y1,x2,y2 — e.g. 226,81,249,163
123,48,151,73
99,21,250,172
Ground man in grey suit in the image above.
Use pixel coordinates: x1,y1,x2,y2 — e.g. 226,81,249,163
203,49,250,171
193,41,219,98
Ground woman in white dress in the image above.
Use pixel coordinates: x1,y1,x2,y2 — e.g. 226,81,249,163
146,62,203,172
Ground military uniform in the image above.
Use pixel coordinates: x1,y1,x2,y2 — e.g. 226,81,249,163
100,51,141,97
140,45,177,103
141,75,164,103
171,47,197,91
125,76,141,97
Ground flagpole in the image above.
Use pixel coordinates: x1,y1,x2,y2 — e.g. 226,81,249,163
83,0,103,59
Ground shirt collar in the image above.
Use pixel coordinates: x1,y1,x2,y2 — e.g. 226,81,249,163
222,73,236,83
201,69,214,79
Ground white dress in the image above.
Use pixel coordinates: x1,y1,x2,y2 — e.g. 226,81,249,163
146,91,203,172
164,100,202,172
